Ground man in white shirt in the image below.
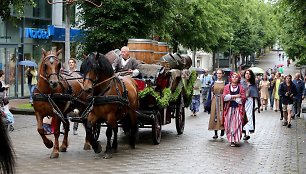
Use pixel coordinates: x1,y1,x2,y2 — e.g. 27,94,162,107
200,70,213,112
112,46,140,77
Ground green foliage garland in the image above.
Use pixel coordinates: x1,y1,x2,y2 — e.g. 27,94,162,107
139,70,197,108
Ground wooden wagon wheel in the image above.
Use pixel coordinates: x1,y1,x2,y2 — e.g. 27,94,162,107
175,93,185,135
152,111,162,145
92,122,101,142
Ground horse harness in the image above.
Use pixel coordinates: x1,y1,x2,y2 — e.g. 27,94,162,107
90,75,129,106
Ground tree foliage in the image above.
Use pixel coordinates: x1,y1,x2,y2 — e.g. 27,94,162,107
79,0,278,58
0,0,35,21
277,0,306,62
79,0,174,53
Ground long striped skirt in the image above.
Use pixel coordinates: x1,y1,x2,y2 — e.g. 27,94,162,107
224,107,243,143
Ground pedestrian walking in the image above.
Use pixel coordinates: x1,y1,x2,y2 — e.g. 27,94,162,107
223,72,246,147
268,73,275,110
282,53,285,61
287,59,290,67
292,73,304,118
273,73,282,112
200,70,213,112
259,74,270,111
190,73,201,116
279,74,297,128
25,66,37,104
278,53,281,61
279,66,284,74
207,69,226,139
243,70,260,140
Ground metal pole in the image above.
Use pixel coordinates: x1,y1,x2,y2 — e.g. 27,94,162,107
65,3,71,67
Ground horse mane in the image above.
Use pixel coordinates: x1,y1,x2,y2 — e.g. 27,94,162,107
81,52,114,77
0,118,15,174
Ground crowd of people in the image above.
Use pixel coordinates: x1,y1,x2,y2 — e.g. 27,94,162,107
189,61,304,147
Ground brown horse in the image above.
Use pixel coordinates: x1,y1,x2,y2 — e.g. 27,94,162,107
80,52,138,158
33,49,90,158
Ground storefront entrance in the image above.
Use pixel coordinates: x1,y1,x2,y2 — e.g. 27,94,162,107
0,44,18,98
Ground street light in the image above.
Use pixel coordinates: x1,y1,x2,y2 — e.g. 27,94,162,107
46,0,102,66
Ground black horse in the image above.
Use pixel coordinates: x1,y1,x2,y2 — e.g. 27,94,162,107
0,117,15,174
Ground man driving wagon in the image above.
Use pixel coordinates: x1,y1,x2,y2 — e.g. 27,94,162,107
112,46,140,77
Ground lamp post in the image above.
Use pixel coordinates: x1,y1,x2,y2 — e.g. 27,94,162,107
229,34,233,69
46,0,101,66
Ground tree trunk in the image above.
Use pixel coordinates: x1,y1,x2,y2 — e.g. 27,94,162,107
212,50,216,70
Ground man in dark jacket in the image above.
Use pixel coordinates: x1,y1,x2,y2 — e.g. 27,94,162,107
112,46,140,77
279,74,297,128
292,73,305,118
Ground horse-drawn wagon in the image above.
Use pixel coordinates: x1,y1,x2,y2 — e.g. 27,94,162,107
134,54,195,144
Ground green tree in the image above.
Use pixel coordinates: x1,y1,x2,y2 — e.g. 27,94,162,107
79,0,174,53
0,0,35,21
277,0,306,62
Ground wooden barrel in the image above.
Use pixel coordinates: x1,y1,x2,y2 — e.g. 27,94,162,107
127,39,153,64
180,54,192,69
160,53,184,70
152,40,159,63
154,42,169,64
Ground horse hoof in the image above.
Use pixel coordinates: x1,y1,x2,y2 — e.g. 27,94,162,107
103,153,112,159
130,144,135,149
83,143,91,150
59,146,67,152
45,140,53,149
50,152,59,158
93,142,102,154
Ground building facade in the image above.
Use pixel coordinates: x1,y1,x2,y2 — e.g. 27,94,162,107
0,0,80,98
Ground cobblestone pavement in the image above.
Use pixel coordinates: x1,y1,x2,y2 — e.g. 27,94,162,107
7,51,306,174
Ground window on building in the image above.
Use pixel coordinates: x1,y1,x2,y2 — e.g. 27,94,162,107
33,0,52,19
62,5,76,26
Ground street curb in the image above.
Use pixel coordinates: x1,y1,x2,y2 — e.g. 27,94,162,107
10,107,35,115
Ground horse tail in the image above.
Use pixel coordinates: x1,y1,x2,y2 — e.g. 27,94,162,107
0,117,15,174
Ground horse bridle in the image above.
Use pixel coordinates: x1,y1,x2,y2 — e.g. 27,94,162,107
40,54,60,81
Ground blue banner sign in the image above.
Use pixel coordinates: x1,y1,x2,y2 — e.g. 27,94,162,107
24,25,54,39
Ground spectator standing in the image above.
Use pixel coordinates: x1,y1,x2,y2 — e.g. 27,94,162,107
279,75,297,128
67,58,80,135
190,73,201,116
292,73,304,118
25,66,37,104
200,70,213,111
282,53,285,61
0,70,13,131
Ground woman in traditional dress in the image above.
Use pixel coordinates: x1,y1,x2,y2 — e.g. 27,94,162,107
243,69,260,140
273,72,281,112
223,72,246,147
208,69,225,139
259,74,270,111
